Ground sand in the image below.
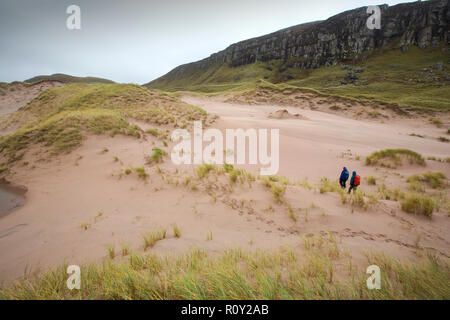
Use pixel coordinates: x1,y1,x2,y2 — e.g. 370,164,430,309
0,94,449,284
0,81,63,118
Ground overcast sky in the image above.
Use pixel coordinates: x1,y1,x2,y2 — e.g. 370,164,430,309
0,0,417,84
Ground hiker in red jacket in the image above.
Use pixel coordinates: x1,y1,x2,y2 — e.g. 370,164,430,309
348,171,360,194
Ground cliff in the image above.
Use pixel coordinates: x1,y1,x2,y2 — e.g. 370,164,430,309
147,0,449,88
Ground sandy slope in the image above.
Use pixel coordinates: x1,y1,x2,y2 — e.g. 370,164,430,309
182,95,450,179
0,96,449,284
0,81,63,118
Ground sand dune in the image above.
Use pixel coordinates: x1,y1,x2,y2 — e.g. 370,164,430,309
0,81,63,118
0,94,448,284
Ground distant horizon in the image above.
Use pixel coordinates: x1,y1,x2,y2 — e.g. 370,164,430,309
0,0,418,84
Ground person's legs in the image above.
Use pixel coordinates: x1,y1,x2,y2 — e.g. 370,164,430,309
339,179,346,189
348,185,357,194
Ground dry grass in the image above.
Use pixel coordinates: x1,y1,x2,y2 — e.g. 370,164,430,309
0,83,209,166
147,148,167,164
142,229,167,250
287,206,297,222
107,245,116,259
401,193,438,218
366,149,425,168
318,177,342,194
366,176,377,185
121,244,131,257
80,222,90,231
377,184,405,201
134,167,148,181
172,224,181,238
1,244,448,300
407,172,447,189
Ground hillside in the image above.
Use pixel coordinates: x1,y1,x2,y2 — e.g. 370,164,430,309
0,83,209,170
147,0,450,111
25,73,114,84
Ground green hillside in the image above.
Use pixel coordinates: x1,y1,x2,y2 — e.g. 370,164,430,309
148,46,450,112
24,73,114,84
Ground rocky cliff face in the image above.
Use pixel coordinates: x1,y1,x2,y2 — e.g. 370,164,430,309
148,0,449,85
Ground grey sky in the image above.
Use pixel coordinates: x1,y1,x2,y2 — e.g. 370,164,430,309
0,0,417,84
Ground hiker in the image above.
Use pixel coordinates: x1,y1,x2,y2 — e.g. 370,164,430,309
339,167,350,189
348,171,360,194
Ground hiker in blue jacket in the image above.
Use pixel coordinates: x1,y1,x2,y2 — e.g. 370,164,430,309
339,167,349,189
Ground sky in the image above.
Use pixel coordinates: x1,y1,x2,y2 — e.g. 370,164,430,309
0,0,418,84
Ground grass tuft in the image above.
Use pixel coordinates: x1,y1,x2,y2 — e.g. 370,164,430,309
107,245,116,259
407,172,447,189
173,224,181,238
134,167,148,180
366,176,377,185
147,148,167,164
142,229,167,250
401,193,438,218
366,149,425,168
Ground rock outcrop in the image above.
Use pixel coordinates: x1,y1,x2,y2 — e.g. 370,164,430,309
148,0,449,86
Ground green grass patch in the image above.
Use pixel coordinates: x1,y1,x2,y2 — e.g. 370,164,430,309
134,167,148,180
366,149,425,168
146,128,159,137
149,45,450,112
147,148,167,164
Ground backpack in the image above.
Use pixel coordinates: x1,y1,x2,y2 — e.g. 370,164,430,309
353,175,361,186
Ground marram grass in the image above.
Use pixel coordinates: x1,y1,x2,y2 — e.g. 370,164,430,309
1,244,449,300
0,83,208,167
365,149,426,168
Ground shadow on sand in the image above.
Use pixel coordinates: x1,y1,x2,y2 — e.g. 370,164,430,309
0,180,26,218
